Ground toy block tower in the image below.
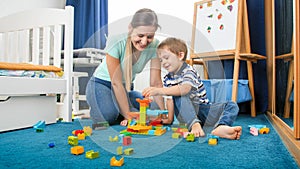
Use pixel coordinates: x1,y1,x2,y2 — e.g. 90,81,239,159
136,98,151,126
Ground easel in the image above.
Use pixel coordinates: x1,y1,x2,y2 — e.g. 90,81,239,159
189,0,266,117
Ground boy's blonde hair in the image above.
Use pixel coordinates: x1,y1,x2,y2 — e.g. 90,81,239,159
157,37,188,61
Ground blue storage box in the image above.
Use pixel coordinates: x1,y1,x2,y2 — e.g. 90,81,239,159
202,79,252,103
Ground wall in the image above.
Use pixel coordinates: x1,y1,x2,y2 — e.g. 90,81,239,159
0,0,65,17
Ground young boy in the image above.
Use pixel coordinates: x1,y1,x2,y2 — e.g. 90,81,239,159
142,37,242,140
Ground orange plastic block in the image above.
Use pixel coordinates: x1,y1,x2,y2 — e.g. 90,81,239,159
77,133,85,140
71,146,84,155
259,127,270,134
110,156,124,167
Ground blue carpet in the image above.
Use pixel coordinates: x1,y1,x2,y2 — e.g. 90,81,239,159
0,114,298,169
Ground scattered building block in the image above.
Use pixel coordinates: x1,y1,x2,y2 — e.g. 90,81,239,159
117,146,123,155
71,146,84,155
208,138,218,145
123,136,132,146
77,133,86,140
85,150,99,159
33,120,45,129
48,142,55,148
68,136,78,146
172,133,181,139
250,127,258,136
259,127,270,134
124,148,134,155
109,135,119,142
35,128,44,132
72,130,84,136
186,133,195,142
83,126,93,136
110,156,124,167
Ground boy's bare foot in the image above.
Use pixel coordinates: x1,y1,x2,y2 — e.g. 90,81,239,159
190,122,205,137
211,125,242,140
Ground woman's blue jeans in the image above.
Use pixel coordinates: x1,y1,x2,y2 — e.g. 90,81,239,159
173,95,239,131
86,77,144,124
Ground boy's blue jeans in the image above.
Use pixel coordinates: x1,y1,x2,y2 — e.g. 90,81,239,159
173,95,239,131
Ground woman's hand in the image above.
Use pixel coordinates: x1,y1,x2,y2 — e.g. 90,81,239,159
142,87,163,97
161,118,172,125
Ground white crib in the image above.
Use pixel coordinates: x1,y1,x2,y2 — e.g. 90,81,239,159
0,6,74,132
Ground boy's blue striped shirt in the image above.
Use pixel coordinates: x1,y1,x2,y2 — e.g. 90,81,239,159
163,62,210,104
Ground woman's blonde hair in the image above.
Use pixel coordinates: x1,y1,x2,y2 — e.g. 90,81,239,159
124,8,160,91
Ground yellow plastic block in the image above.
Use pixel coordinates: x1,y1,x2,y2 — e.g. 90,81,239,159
208,138,218,145
117,146,123,155
154,128,166,136
85,150,99,159
124,148,134,155
172,133,181,139
68,136,78,146
110,156,124,167
83,126,93,136
109,135,119,142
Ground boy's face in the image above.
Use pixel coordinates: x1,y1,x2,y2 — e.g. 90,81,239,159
158,46,184,73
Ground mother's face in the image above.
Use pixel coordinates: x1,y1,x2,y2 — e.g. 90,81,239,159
130,26,157,51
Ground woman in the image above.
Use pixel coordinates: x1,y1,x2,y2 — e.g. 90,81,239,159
86,8,164,126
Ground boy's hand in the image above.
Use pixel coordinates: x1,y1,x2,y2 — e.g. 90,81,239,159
120,119,128,126
142,87,162,97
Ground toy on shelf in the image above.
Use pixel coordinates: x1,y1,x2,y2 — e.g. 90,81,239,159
110,156,124,167
120,98,167,136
